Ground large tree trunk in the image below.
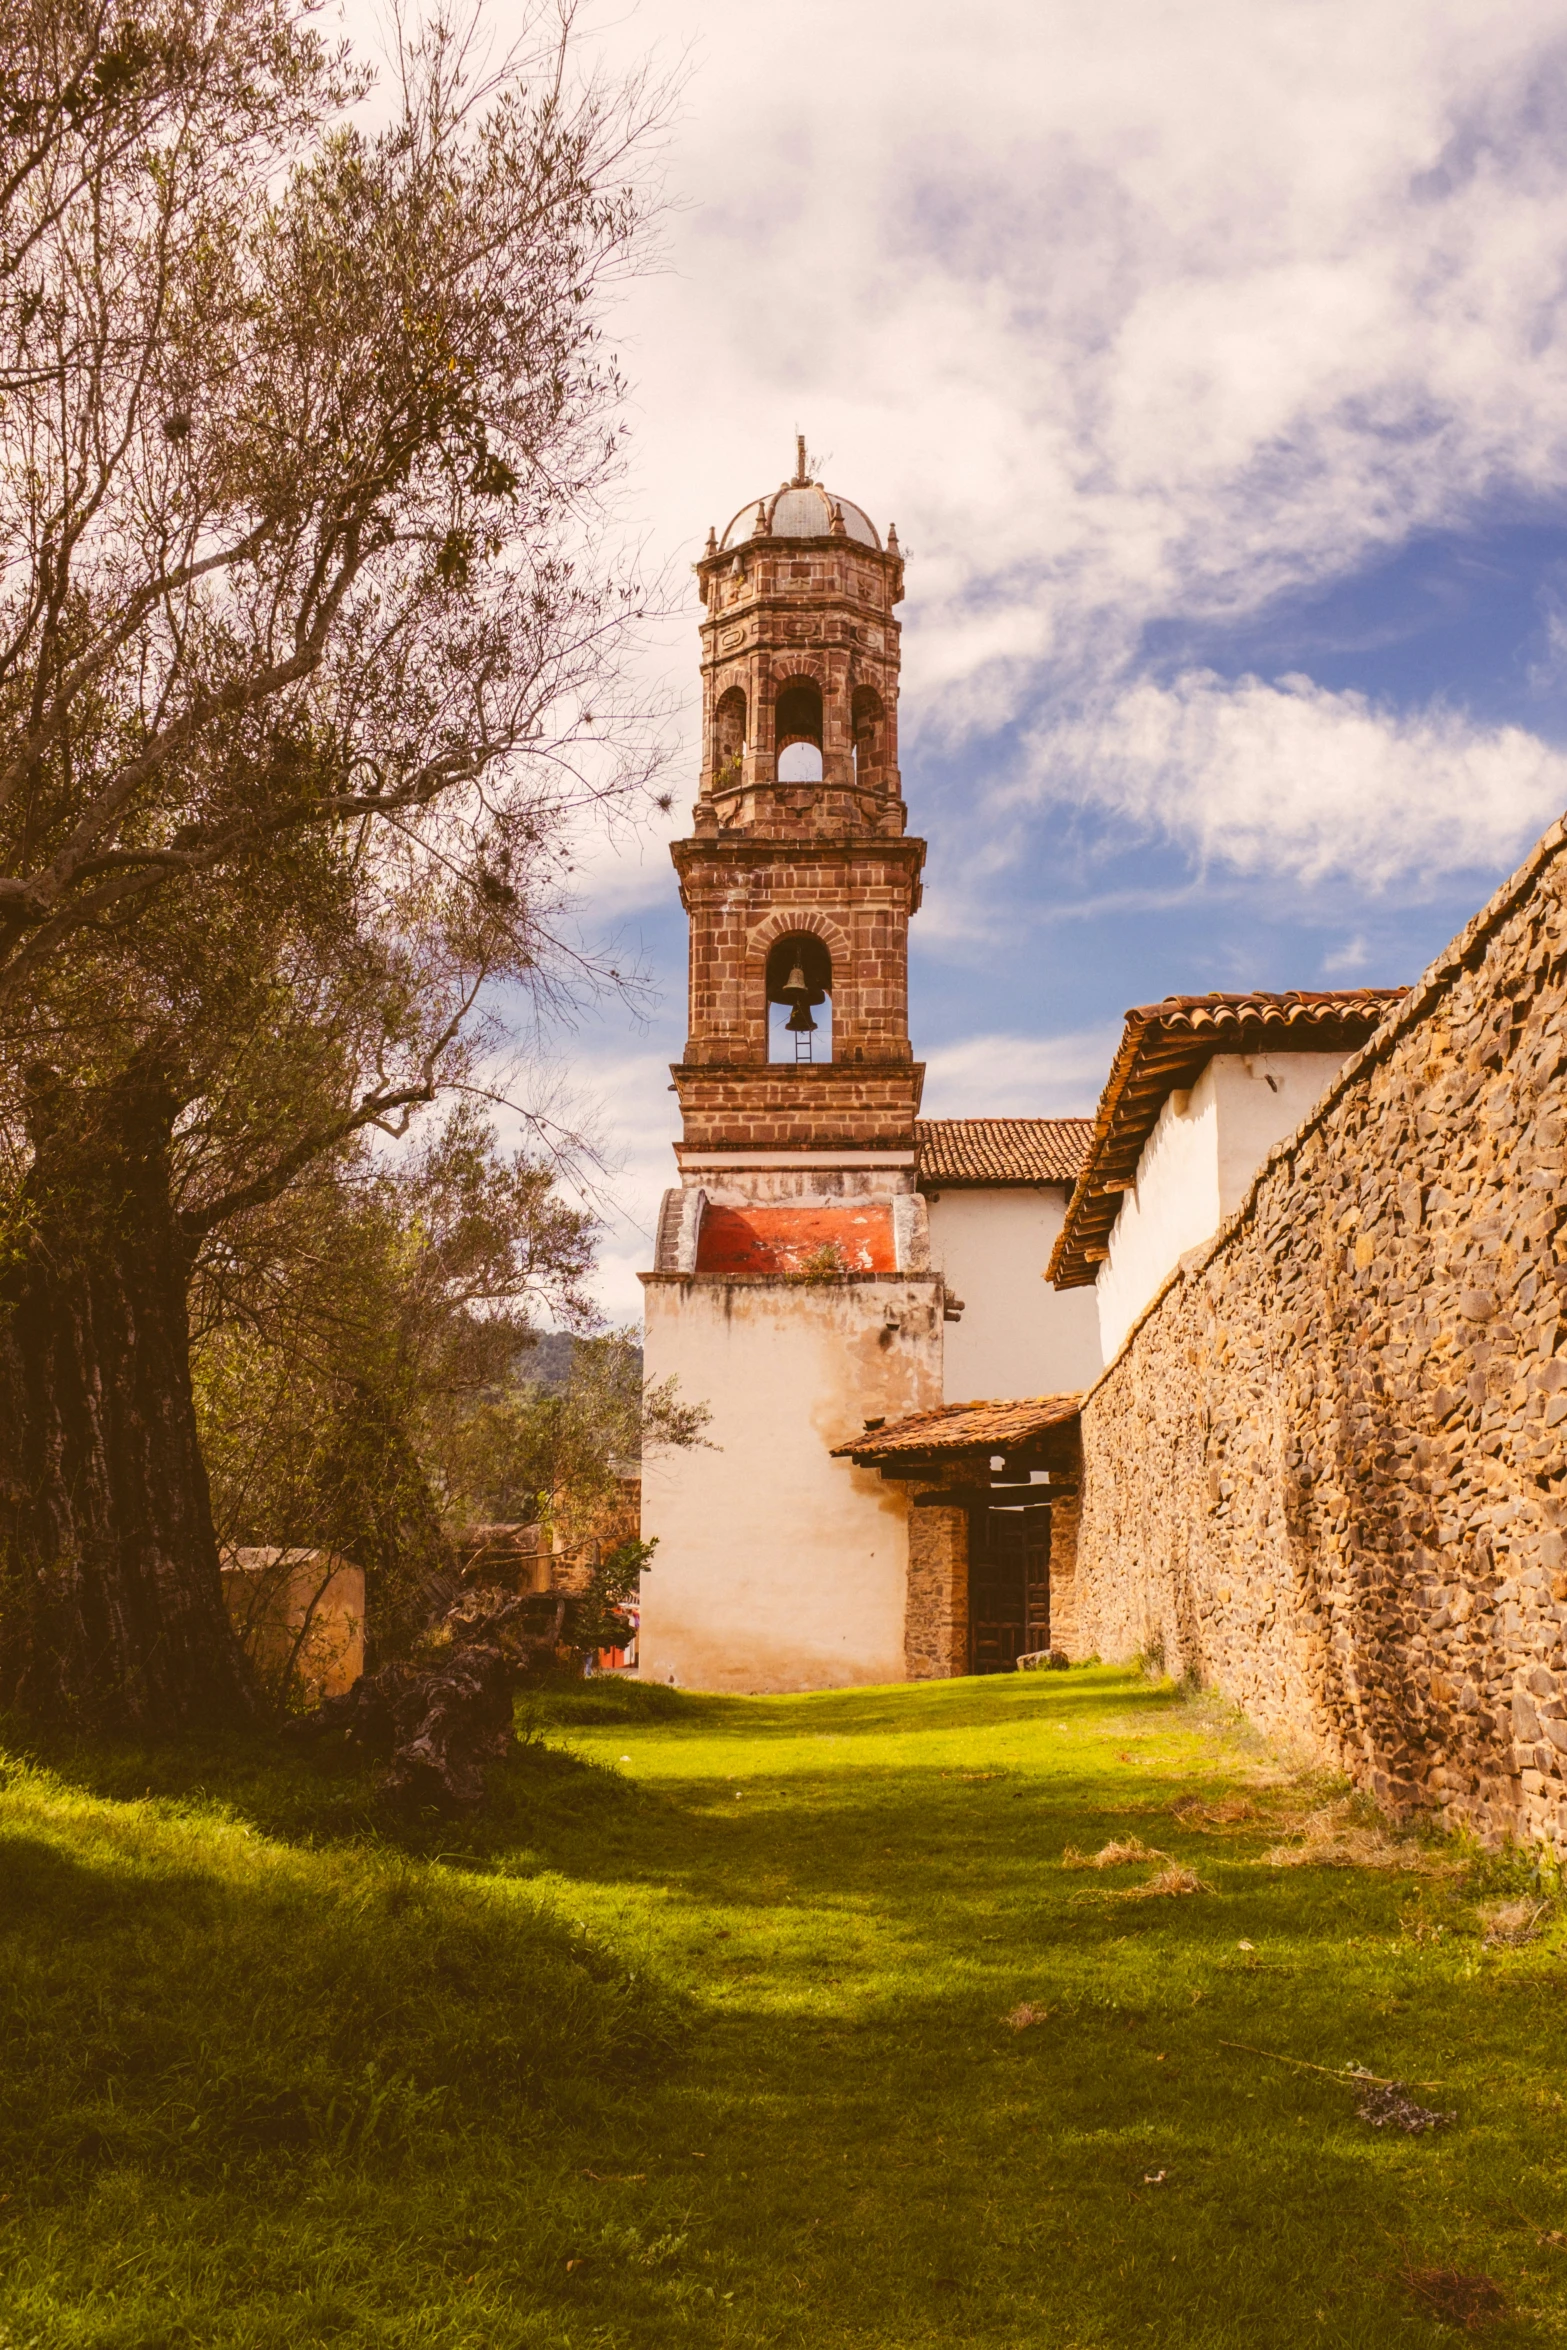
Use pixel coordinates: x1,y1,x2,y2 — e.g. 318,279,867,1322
0,1062,256,1732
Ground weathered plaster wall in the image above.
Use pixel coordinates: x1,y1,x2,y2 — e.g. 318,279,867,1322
927,1186,1102,1401
638,1271,943,1692
1096,1052,1350,1361
1075,818,1567,1847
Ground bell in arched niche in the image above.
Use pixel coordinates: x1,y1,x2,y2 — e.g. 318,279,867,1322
765,932,832,1062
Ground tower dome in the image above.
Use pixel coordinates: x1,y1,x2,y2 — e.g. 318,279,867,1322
719,436,881,551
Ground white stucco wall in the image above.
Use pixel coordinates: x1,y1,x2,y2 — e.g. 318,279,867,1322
1212,1051,1347,1215
1095,1050,1351,1362
638,1272,943,1692
926,1186,1101,1401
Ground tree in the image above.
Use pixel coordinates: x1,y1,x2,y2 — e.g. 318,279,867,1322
0,0,667,1730
194,1103,601,1663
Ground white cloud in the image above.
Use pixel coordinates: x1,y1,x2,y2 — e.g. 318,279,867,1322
1024,670,1567,887
1323,933,1372,976
581,0,1567,751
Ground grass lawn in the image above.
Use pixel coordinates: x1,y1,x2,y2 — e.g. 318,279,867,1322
5,1665,1567,2347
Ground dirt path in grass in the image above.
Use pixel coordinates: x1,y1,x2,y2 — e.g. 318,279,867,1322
530,1666,1567,2349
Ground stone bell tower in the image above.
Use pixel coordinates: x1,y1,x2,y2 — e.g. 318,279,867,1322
638,442,949,1694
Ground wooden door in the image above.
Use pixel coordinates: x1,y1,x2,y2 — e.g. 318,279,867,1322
969,1504,1051,1674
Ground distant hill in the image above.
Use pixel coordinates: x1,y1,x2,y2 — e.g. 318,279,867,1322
516,1331,642,1393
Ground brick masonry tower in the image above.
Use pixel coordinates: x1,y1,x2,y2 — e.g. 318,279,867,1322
638,443,948,1693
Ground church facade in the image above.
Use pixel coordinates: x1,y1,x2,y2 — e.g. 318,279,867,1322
636,446,1567,1847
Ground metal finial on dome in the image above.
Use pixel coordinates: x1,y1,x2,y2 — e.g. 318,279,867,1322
793,432,808,487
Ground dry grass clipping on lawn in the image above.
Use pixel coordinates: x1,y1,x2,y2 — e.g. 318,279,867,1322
1061,1838,1168,1869
1261,1801,1450,1873
1172,1795,1254,1829
1400,2264,1506,2332
1122,1864,1209,1899
1482,1897,1550,1948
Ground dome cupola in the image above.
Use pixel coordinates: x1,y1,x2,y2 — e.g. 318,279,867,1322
720,435,882,552
692,435,906,844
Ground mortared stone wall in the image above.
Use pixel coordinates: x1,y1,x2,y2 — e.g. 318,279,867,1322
1074,815,1567,1849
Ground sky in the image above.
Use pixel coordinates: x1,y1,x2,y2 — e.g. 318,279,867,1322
471,0,1567,1321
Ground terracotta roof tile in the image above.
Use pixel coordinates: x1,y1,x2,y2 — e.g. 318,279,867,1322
915,1117,1091,1186
1047,988,1405,1291
831,1393,1081,1462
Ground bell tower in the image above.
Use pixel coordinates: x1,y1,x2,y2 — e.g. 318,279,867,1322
671,435,925,1156
639,444,948,1696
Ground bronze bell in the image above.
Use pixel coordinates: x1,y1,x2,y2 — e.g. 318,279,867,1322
782,962,817,1032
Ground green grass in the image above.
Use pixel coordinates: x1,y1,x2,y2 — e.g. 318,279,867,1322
5,1666,1567,2346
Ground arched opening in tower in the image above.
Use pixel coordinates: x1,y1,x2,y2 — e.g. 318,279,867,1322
851,685,885,788
774,677,823,784
765,930,832,1063
712,686,746,790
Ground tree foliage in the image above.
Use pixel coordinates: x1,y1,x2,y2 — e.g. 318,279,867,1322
0,0,673,1729
0,0,663,1047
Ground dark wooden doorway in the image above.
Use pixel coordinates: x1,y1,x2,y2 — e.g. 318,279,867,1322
968,1503,1051,1674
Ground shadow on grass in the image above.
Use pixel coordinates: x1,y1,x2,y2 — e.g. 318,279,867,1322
0,1701,643,1864
3,1673,1560,2347
0,1767,686,2206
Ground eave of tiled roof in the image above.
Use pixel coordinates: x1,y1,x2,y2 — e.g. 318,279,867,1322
915,1117,1091,1188
831,1393,1081,1464
1046,988,1407,1292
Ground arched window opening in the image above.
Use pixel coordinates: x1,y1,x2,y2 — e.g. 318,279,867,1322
712,686,746,788
765,930,833,1064
778,740,823,782
851,685,885,786
774,678,823,784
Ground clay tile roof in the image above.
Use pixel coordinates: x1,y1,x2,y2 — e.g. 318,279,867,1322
831,1393,1081,1464
915,1117,1092,1187
1047,987,1406,1292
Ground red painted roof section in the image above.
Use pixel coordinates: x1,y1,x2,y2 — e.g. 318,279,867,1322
915,1118,1091,1186
695,1204,896,1276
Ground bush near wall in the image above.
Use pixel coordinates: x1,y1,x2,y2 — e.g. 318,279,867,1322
1076,815,1567,1849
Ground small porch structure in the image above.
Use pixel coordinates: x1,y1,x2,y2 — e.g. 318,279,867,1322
831,1395,1082,1677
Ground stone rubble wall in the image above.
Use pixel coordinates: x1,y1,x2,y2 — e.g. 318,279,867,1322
1045,1467,1082,1661
904,1485,968,1678
1075,816,1567,1849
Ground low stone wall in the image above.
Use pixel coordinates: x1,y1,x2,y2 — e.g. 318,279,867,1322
1075,817,1567,1849
904,1485,968,1678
